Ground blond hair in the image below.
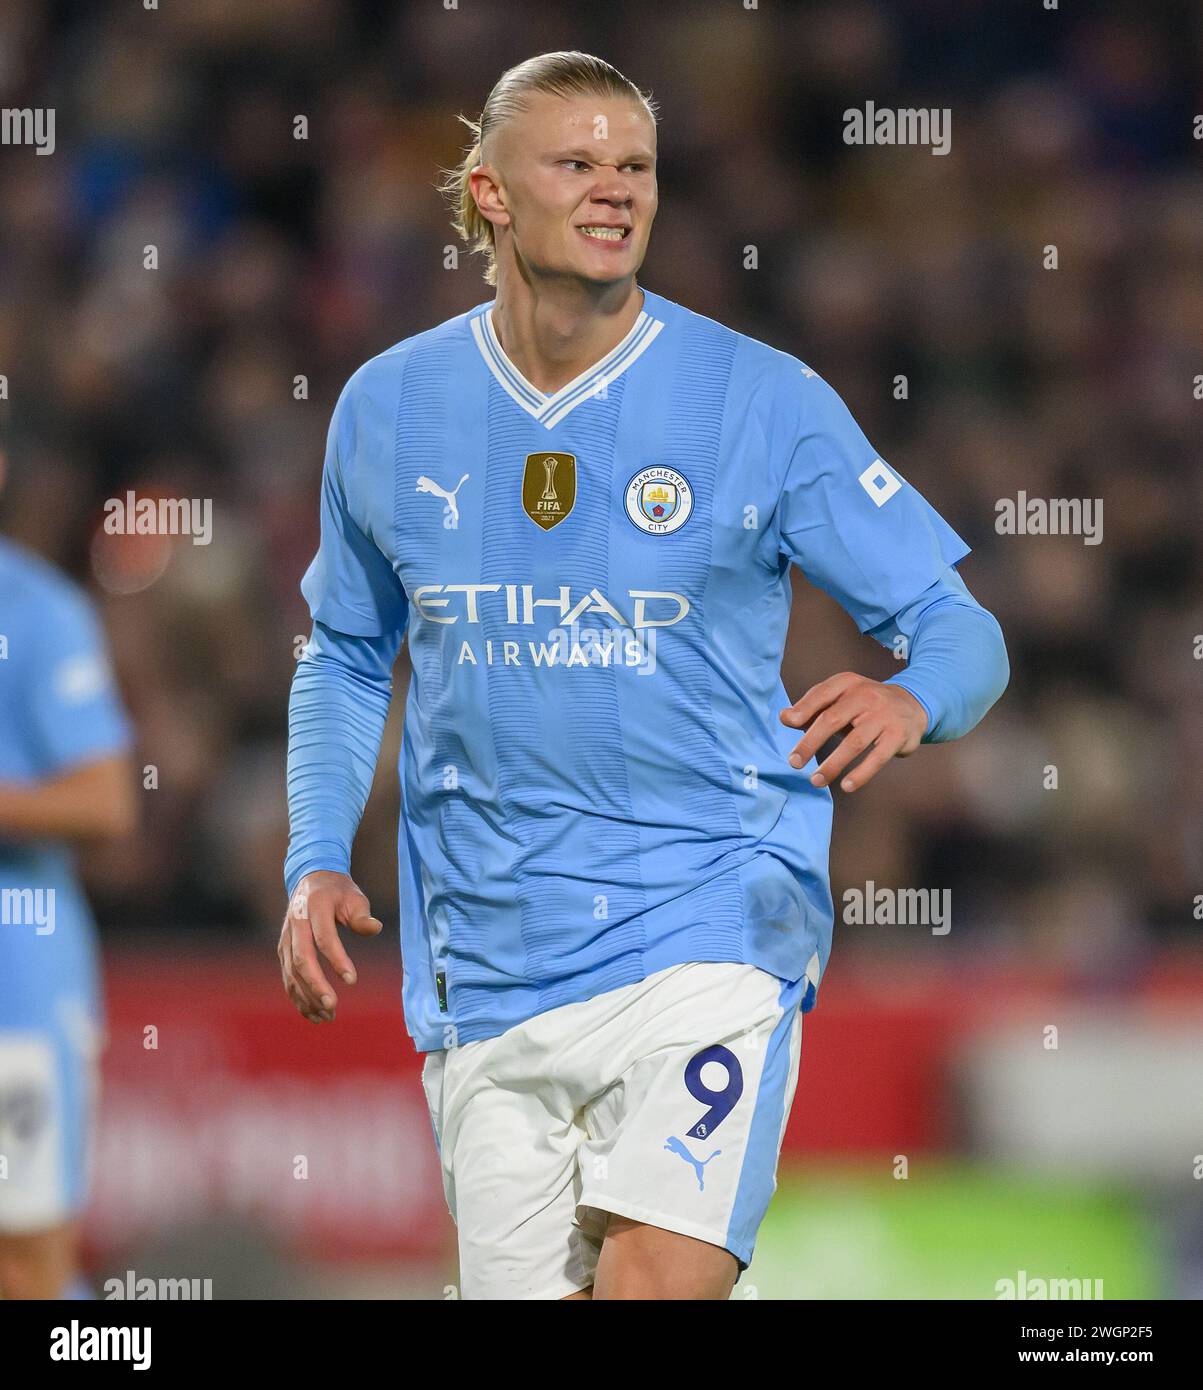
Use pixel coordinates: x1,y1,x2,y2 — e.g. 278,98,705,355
439,51,657,286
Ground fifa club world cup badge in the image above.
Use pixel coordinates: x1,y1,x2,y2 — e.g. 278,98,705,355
624,466,693,534
522,452,577,530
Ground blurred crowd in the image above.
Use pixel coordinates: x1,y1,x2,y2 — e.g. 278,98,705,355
0,0,1198,985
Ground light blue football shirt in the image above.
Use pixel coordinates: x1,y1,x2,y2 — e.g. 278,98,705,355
0,538,132,1031
300,287,969,1050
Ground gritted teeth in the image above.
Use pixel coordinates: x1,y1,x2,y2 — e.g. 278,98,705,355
579,226,628,241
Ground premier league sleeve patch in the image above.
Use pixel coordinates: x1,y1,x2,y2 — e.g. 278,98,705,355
624,466,693,534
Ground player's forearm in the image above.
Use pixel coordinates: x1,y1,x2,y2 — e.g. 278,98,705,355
0,755,136,843
879,576,1009,743
284,622,397,897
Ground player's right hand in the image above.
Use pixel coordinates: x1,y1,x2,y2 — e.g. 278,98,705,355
278,870,383,1024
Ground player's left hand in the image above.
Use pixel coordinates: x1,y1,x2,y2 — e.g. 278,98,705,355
779,673,928,794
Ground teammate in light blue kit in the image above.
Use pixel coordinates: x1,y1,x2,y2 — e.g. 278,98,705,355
281,53,1009,1299
0,456,135,1298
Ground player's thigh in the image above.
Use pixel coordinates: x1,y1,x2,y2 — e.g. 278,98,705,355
579,965,805,1288
423,1047,600,1301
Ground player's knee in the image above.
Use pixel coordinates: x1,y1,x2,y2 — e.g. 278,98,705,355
0,1231,75,1299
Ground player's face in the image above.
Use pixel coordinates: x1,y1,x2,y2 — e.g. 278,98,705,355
487,92,657,286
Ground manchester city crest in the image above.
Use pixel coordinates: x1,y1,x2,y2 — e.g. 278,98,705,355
624,466,693,535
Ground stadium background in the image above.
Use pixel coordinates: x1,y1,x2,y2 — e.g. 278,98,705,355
2,0,1201,1297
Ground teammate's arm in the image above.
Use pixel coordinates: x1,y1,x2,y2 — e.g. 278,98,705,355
0,756,135,842
0,581,134,840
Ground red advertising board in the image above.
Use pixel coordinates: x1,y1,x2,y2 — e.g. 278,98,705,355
90,949,446,1260
87,947,1203,1261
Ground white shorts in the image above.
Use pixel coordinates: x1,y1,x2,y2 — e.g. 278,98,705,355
0,1006,100,1233
420,961,805,1300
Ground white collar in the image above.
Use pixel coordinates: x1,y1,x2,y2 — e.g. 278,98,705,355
470,301,665,430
